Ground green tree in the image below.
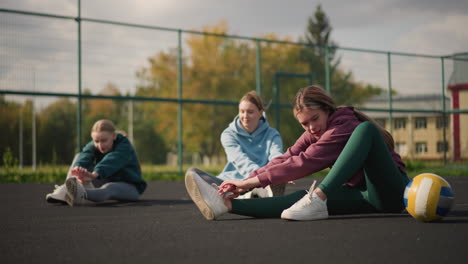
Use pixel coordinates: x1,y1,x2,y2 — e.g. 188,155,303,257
136,22,311,157
133,118,167,164
0,96,20,166
81,83,128,146
136,22,253,158
37,98,77,164
0,96,36,166
300,4,384,105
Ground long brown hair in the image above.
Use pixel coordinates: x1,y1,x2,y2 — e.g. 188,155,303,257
293,85,395,151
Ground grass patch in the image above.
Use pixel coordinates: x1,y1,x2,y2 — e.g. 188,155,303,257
0,165,224,183
0,163,467,183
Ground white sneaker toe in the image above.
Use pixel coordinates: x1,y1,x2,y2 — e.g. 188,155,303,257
185,169,228,220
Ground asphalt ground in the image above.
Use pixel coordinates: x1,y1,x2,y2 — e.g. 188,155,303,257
1,176,468,264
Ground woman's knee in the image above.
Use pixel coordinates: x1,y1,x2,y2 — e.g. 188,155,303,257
356,121,377,132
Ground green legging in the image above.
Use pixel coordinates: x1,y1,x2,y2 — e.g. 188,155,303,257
231,121,410,218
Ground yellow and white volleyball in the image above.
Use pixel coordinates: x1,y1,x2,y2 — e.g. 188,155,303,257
403,173,454,222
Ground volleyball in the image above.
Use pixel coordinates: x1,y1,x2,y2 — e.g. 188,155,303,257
403,173,454,222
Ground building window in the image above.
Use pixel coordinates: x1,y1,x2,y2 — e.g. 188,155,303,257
415,117,427,129
415,142,428,154
395,142,407,156
394,118,406,129
437,141,449,153
375,118,386,128
436,116,448,129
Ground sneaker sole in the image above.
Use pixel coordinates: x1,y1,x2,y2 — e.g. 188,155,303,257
46,195,67,204
185,170,215,220
65,178,77,207
281,211,328,221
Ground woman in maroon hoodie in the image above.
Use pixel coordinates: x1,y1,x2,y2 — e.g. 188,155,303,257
185,85,409,220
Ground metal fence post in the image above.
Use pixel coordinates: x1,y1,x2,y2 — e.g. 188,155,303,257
256,40,262,96
76,0,82,152
441,57,447,165
177,29,183,174
387,52,393,134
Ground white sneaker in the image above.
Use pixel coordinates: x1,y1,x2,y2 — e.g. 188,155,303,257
237,187,271,199
46,184,67,203
82,181,95,189
253,187,271,198
65,177,87,207
237,191,253,199
281,180,328,221
269,183,286,197
185,169,228,220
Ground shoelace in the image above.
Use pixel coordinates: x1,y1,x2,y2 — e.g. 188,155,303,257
293,180,317,209
307,180,317,196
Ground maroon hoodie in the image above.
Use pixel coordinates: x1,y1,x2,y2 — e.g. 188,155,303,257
248,106,406,187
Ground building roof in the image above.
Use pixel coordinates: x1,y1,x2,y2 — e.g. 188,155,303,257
359,94,451,118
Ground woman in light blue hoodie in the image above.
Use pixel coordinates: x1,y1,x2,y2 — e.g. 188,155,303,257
188,91,284,197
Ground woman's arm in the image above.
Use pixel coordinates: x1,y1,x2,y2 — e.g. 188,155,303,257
248,131,313,178
73,141,96,169
221,131,261,177
218,177,261,197
93,136,136,178
255,128,351,187
267,132,283,161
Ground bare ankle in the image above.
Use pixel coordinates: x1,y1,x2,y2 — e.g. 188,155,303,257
224,198,232,211
314,188,327,201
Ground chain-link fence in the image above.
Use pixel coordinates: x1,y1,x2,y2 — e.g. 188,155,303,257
1,3,467,173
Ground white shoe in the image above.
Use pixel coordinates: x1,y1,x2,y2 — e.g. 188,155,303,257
82,181,95,189
237,187,271,199
269,183,286,197
254,187,272,198
237,191,253,199
281,180,328,221
65,177,87,207
185,169,228,220
46,184,67,203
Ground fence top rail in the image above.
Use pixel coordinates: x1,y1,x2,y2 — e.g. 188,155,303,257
1,7,460,60
2,90,468,114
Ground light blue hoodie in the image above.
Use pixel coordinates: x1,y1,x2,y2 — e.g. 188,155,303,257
218,115,283,180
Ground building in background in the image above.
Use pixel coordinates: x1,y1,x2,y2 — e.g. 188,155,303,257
362,52,467,162
362,94,450,160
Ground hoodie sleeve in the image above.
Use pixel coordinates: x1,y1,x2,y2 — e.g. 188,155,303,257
221,129,261,178
73,140,97,169
248,131,313,178
267,129,283,162
93,136,136,179
255,123,354,187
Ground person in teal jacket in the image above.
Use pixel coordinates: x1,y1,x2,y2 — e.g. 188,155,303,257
190,91,285,198
46,119,147,206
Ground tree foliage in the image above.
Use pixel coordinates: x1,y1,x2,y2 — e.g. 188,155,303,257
300,4,384,105
37,98,76,164
1,5,388,166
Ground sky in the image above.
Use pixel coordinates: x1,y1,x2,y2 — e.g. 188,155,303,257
1,0,468,104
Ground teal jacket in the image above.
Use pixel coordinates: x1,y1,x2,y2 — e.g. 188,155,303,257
218,115,283,181
74,133,147,194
